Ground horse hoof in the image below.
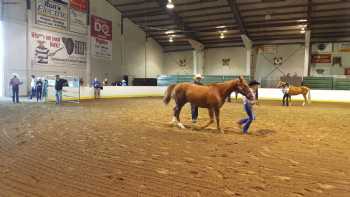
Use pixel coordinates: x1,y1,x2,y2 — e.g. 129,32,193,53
177,123,185,129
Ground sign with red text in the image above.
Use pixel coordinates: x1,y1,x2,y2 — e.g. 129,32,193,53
91,15,112,59
30,29,87,67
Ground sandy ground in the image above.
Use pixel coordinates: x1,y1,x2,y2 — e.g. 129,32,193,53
0,98,350,197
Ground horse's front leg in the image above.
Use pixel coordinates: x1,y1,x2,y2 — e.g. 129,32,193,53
199,108,214,129
214,108,223,134
302,94,307,106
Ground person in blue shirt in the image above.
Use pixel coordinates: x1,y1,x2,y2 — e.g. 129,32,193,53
92,77,102,99
237,80,260,134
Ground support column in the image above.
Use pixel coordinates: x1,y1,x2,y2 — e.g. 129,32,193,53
188,39,204,75
241,34,252,77
304,30,311,76
193,50,197,75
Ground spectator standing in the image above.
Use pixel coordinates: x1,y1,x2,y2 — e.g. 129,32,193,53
92,77,102,99
55,75,67,104
29,75,36,100
9,74,22,104
42,78,49,102
36,78,43,102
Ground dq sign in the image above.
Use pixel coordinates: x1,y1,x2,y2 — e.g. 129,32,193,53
91,15,112,59
91,15,112,41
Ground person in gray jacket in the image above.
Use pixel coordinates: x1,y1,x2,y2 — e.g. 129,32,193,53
9,74,22,103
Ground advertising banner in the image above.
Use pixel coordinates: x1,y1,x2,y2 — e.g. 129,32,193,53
36,0,69,31
69,0,88,34
30,29,87,67
91,15,112,59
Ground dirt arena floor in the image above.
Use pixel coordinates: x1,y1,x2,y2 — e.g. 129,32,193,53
0,98,350,197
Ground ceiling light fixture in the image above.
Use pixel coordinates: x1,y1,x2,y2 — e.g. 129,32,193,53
165,30,175,34
216,25,227,29
220,33,225,39
166,0,174,9
265,14,272,20
297,19,308,22
169,35,174,42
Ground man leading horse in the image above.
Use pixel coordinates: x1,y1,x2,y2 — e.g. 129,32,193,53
163,76,255,133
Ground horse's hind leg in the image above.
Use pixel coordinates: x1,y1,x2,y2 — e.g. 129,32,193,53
173,103,185,129
200,108,214,130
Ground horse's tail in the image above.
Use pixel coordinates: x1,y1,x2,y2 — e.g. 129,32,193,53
163,84,176,105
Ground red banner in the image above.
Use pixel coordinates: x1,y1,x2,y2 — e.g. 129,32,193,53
345,68,350,75
91,15,112,41
311,54,332,63
70,0,88,12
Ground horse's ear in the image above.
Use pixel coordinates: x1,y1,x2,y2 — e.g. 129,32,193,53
239,75,244,82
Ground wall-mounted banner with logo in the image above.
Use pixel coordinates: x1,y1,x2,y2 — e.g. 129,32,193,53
69,0,88,34
30,29,87,67
91,15,112,60
36,0,69,31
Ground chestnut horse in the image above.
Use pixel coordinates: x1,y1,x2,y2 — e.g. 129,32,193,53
277,81,311,106
163,77,254,133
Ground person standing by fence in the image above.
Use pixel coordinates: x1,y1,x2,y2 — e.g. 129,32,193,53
36,78,43,102
92,77,102,99
55,75,68,104
9,74,22,104
42,79,48,102
29,75,36,100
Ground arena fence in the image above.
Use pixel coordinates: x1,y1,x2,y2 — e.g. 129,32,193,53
157,75,250,86
303,76,350,90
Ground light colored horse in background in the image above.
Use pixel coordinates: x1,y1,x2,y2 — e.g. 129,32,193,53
277,81,311,106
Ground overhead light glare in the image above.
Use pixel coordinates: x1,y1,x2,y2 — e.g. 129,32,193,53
166,0,174,9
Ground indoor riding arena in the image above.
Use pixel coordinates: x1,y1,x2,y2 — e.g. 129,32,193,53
0,0,350,197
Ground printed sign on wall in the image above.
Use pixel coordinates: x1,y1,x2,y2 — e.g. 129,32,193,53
311,54,332,64
30,29,87,67
91,15,112,60
69,0,88,34
36,0,69,31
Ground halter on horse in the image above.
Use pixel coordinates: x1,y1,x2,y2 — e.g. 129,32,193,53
163,76,255,133
277,81,311,106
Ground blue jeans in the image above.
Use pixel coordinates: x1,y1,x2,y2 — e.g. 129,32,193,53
239,103,254,133
36,87,42,102
12,86,19,103
30,87,36,99
56,90,63,104
191,104,198,121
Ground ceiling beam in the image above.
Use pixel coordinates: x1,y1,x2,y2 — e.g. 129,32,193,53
156,0,200,42
227,0,248,35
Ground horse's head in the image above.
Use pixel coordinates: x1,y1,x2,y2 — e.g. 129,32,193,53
277,81,288,88
235,76,255,100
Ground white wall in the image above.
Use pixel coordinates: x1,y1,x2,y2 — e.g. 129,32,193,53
2,0,27,96
204,47,246,75
255,44,305,82
122,18,163,79
163,51,193,75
